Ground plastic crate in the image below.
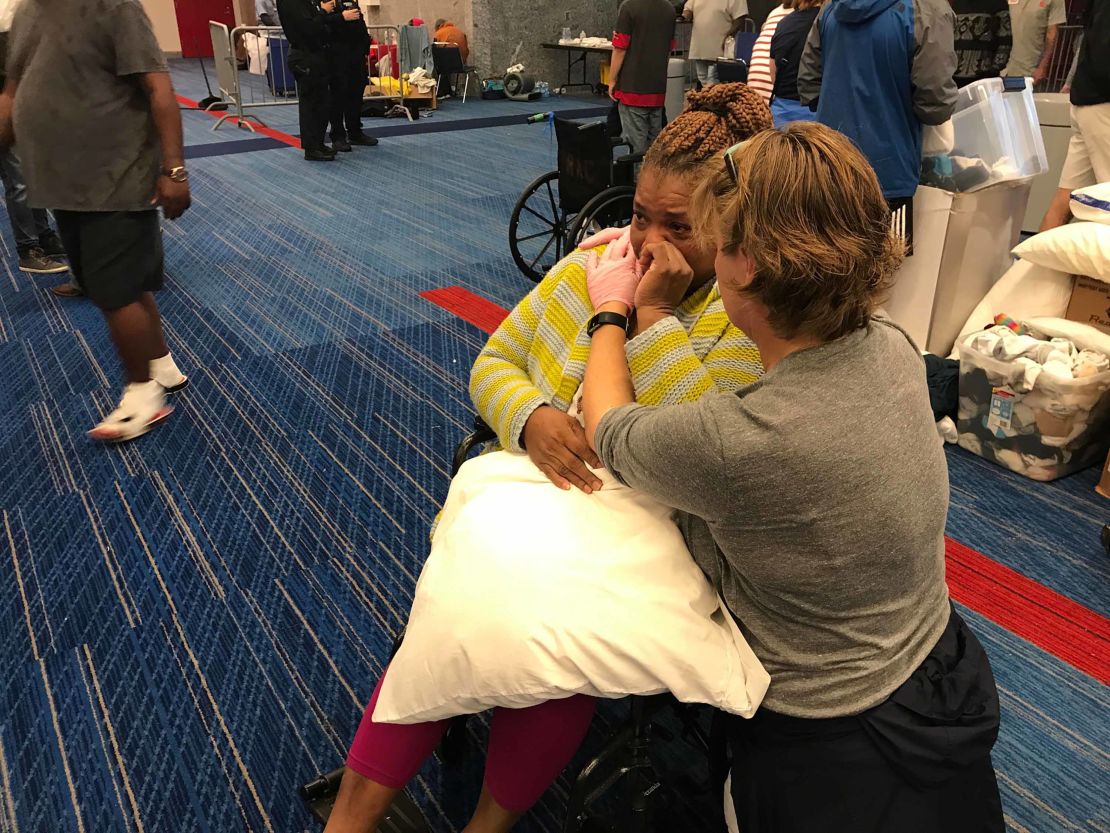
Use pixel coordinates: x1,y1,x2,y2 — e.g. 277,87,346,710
945,77,1049,191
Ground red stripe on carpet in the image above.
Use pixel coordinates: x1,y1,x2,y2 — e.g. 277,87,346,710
420,287,509,334
945,537,1110,684
177,94,302,148
423,283,1110,684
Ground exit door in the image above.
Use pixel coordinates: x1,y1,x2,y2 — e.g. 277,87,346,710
175,0,236,58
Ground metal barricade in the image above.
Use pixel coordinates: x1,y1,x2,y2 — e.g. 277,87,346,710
207,21,417,131
365,25,413,104
1041,24,1082,93
366,25,434,120
208,22,299,132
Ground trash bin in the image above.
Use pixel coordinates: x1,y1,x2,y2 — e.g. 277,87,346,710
665,57,687,123
885,77,1050,355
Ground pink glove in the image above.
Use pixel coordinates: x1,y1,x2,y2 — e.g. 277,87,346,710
577,226,628,251
585,227,642,309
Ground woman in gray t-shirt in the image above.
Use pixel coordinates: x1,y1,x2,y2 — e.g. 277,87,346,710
581,122,1004,833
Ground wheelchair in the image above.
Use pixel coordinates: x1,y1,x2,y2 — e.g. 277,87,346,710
299,416,727,833
508,116,640,283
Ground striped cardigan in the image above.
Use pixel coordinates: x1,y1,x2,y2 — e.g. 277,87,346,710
470,248,764,452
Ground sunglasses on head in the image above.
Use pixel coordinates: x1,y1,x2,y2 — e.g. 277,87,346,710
723,139,751,184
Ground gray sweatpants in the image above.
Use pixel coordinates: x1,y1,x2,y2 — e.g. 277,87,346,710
618,103,664,155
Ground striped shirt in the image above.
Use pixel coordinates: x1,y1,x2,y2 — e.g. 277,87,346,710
469,247,764,453
747,4,792,103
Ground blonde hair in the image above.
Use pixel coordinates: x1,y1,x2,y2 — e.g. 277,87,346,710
691,122,903,342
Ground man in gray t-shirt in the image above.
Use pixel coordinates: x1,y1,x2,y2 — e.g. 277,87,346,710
0,0,193,443
1004,0,1066,84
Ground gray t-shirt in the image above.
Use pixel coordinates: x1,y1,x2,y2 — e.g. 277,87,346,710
1004,0,1067,77
595,318,952,719
7,0,167,212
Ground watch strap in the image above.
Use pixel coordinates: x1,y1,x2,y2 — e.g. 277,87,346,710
587,311,630,337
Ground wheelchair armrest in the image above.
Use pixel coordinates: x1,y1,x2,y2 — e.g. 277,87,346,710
615,151,645,167
451,415,497,477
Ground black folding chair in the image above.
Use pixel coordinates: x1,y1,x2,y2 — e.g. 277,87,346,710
432,43,480,102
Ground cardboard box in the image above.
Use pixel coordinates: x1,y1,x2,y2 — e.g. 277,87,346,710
1065,276,1110,336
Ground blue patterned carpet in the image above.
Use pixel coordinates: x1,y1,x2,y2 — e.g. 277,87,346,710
0,71,1106,833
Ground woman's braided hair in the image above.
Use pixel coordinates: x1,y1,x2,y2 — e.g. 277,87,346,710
642,83,773,178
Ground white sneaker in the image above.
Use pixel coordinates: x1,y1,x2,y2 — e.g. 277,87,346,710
150,352,189,393
88,381,173,443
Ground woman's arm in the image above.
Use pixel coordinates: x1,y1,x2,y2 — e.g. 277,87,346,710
469,277,555,452
583,302,636,450
626,242,762,406
585,337,736,519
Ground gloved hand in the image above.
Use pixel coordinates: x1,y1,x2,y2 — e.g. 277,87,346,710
585,227,641,310
577,226,628,251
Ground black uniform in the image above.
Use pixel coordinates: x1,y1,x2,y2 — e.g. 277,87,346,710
276,0,340,152
328,0,371,143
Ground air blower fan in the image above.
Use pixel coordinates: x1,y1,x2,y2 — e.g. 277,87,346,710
504,71,542,102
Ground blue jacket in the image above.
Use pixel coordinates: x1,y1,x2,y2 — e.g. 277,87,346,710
798,0,957,200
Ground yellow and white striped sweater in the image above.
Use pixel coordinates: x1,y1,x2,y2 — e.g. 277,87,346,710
470,248,764,452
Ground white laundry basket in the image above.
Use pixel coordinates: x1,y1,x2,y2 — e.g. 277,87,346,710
956,341,1110,481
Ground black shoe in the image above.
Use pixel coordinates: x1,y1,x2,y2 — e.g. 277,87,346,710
19,247,69,274
349,133,379,146
39,232,67,259
331,138,353,152
304,146,337,162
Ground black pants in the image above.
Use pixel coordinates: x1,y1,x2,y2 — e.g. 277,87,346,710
728,607,1004,833
288,48,330,151
329,45,368,141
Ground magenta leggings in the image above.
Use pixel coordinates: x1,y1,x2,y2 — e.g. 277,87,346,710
346,669,597,813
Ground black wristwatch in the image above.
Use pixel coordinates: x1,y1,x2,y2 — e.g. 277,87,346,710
587,311,630,337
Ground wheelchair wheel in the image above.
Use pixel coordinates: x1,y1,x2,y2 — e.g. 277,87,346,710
510,171,572,283
566,186,636,250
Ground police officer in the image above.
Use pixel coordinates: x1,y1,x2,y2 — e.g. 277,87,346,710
328,0,377,151
276,0,359,161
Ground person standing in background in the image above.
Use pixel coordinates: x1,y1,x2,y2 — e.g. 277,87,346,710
256,0,280,26
951,0,1011,86
1040,0,1110,230
328,0,377,152
0,0,191,442
1004,0,1066,87
747,1,793,103
278,0,350,161
610,0,677,154
0,0,67,277
768,0,820,125
798,0,957,204
683,0,748,87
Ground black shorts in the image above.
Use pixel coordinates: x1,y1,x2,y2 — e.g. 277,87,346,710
54,210,164,309
727,607,1004,833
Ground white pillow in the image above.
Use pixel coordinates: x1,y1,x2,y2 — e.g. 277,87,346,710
374,450,769,725
1071,182,1110,225
1012,222,1110,282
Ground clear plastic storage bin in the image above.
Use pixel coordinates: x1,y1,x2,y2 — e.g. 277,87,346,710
945,78,1049,192
956,341,1110,481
